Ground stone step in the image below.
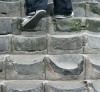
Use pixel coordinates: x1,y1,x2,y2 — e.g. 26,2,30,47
1,17,100,35
0,0,94,2
1,33,100,54
1,1,100,17
0,80,99,92
0,54,100,80
0,80,87,92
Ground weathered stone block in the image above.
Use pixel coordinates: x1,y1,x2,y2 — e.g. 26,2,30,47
53,18,83,32
85,54,100,79
86,18,100,32
45,54,85,80
0,18,12,34
48,34,83,54
6,55,45,80
84,33,100,53
45,81,87,92
73,2,86,17
0,18,21,35
2,80,44,92
84,80,100,92
0,55,5,79
90,80,100,92
12,35,47,54
0,35,11,53
86,2,100,17
0,1,21,17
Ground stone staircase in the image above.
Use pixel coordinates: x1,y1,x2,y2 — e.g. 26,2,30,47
0,0,100,92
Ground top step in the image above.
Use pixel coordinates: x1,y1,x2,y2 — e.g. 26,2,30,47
1,0,100,17
0,0,98,2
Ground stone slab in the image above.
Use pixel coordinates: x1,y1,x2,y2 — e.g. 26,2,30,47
6,55,45,80
73,2,86,17
84,33,100,54
48,34,84,54
2,80,44,92
45,80,87,92
86,2,100,17
0,55,5,79
0,1,21,17
85,54,100,79
12,35,47,54
0,35,11,53
45,54,85,80
86,18,100,32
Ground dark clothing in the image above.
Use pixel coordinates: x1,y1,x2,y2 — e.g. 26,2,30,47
25,0,73,16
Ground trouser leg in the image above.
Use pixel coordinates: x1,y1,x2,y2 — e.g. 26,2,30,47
25,0,48,15
53,0,73,15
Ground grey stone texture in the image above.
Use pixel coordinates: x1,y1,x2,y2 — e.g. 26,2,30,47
84,33,100,54
45,80,87,92
0,35,11,53
0,1,21,17
6,55,45,80
0,55,5,79
86,18,100,32
86,2,100,17
12,35,47,54
85,54,100,79
45,54,85,80
0,18,21,35
48,34,84,54
73,2,86,17
1,80,100,92
2,80,44,92
1,0,100,91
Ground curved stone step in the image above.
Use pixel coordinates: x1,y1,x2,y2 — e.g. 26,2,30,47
1,80,44,92
5,55,45,80
85,54,100,79
45,54,85,80
45,80,87,92
0,54,85,80
0,80,100,92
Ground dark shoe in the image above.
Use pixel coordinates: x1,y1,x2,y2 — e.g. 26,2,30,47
22,10,46,29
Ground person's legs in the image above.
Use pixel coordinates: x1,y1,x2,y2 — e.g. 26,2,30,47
25,0,48,15
53,0,73,18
